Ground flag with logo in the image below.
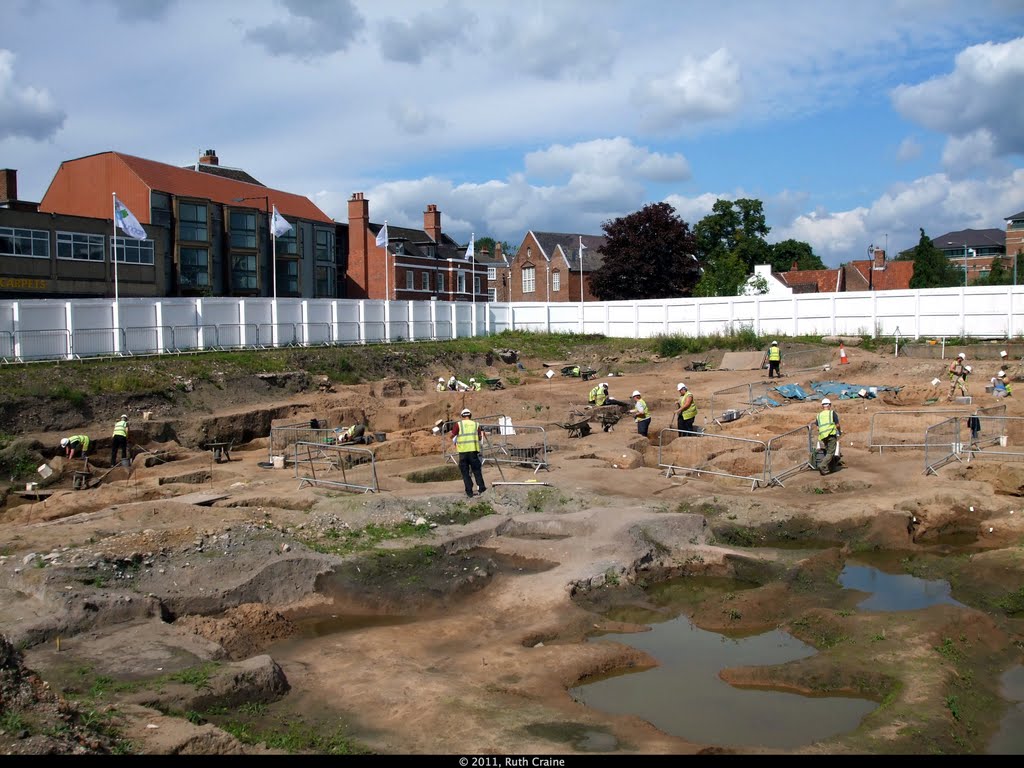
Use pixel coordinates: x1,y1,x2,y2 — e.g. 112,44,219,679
465,232,474,260
114,197,147,240
271,206,293,237
375,221,389,248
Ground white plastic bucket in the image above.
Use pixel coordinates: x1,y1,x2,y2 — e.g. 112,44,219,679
37,463,53,479
272,455,285,469
1000,436,1009,447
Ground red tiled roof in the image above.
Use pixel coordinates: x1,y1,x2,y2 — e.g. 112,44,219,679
115,153,332,223
777,268,842,293
849,259,915,290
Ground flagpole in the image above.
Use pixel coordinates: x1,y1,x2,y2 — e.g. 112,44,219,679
579,235,584,333
383,220,389,302
470,232,475,303
111,193,119,303
270,202,278,347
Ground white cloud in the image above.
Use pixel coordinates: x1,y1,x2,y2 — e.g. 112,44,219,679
245,0,365,60
524,138,690,183
0,50,65,141
892,36,1024,164
941,129,1001,178
388,103,445,135
632,48,742,129
108,0,176,21
493,8,618,80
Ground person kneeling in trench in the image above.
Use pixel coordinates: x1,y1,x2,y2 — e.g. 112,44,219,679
336,423,370,445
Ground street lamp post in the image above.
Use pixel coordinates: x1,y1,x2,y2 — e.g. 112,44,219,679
233,196,273,298
947,240,971,287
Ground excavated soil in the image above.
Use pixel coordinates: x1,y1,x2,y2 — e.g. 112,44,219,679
1,342,1024,755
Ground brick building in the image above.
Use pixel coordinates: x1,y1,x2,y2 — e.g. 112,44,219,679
507,231,606,302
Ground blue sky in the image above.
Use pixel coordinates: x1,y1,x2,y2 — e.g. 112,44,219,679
2,0,1023,267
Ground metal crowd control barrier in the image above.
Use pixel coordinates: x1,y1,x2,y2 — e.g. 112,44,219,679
293,441,378,493
869,404,1007,452
963,415,1024,463
333,321,363,346
124,325,172,356
302,322,331,347
658,429,768,490
782,347,832,373
257,323,299,348
269,423,335,463
709,381,796,429
924,417,962,475
764,425,815,486
481,422,549,473
72,327,122,358
14,329,72,361
0,330,13,362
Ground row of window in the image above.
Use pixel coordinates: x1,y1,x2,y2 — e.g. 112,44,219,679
0,227,156,264
400,269,483,294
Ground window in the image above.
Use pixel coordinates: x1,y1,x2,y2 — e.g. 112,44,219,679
0,227,49,259
1010,219,1024,231
231,253,258,291
229,211,257,249
487,267,496,280
315,265,335,297
314,229,335,297
277,259,299,295
457,271,466,293
488,288,497,302
406,270,414,290
421,272,429,290
474,275,481,295
274,228,297,256
113,237,155,265
56,232,104,262
180,247,209,289
522,266,536,293
436,272,444,292
552,271,561,292
178,202,208,242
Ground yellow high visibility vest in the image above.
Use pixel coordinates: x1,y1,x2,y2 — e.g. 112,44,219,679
769,346,781,361
680,393,698,420
455,419,480,453
816,410,837,440
112,419,128,438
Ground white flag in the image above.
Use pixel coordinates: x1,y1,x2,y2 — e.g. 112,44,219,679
114,197,146,240
375,221,389,248
271,206,293,237
465,232,475,260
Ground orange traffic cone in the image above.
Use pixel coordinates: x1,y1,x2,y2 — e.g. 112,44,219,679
839,344,849,365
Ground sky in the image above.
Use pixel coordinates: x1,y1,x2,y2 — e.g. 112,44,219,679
2,0,1024,267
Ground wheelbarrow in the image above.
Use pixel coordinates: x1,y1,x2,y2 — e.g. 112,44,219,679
483,377,505,390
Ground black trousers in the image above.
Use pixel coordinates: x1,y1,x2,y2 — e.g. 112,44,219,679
677,415,695,434
458,451,486,496
111,435,128,464
637,417,651,437
768,361,780,378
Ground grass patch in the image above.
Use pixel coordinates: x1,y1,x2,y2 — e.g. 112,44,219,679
217,717,372,755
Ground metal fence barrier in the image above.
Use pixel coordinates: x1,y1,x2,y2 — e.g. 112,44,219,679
963,415,1024,463
764,424,814,486
293,441,378,493
269,423,334,463
439,413,508,465
481,423,549,474
14,329,72,361
73,327,122,358
869,404,1007,452
657,429,768,490
782,347,833,373
0,330,13,362
924,417,962,475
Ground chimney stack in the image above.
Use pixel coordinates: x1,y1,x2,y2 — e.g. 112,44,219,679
873,248,886,270
424,204,441,243
0,169,17,201
199,149,219,166
494,242,503,260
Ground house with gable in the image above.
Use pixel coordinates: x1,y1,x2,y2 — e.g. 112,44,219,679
743,248,914,295
508,231,606,302
345,195,485,302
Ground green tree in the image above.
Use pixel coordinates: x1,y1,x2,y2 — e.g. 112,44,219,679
907,228,961,289
769,239,825,272
474,237,515,258
693,198,772,296
589,203,699,300
977,256,1012,286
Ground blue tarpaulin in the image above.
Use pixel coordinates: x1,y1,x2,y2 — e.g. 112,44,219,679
809,380,901,400
773,384,809,400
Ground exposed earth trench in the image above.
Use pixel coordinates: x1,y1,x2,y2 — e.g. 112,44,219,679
1,340,1023,755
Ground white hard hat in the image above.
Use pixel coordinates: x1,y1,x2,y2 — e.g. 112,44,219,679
120,414,128,420
1001,350,1009,357
461,408,472,416
601,382,608,389
999,370,1006,377
677,382,686,390
771,340,778,345
60,438,69,447
439,377,445,382
958,353,966,359
858,389,867,397
469,378,475,382
821,398,831,406
632,390,641,397
965,365,973,372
